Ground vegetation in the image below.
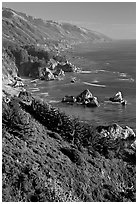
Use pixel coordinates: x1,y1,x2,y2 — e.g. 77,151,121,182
3,39,59,79
2,92,136,202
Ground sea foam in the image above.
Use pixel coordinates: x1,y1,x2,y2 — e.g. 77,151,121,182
80,71,92,73
83,81,106,87
39,92,49,96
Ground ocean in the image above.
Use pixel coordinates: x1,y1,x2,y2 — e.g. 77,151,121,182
25,40,136,130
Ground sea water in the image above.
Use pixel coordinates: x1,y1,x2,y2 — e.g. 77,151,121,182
26,40,136,130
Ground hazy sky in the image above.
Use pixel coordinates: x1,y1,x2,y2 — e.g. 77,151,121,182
2,2,136,39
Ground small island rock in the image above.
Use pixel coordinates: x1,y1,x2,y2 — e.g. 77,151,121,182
76,89,93,103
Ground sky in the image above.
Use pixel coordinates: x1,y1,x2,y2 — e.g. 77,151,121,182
2,2,136,39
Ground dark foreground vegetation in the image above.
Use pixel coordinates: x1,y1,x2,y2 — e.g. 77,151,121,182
2,91,136,202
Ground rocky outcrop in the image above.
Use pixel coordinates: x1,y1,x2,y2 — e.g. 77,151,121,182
85,97,99,107
39,67,55,81
53,68,65,78
109,91,127,105
76,89,93,103
96,123,135,141
62,89,100,107
14,76,22,81
55,61,80,72
12,81,25,88
76,89,100,107
48,58,58,70
7,77,25,88
71,77,77,83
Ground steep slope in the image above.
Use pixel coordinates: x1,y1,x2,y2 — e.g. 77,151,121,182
2,92,136,202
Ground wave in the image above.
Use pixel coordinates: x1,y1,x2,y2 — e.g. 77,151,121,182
80,71,92,73
39,92,49,96
118,78,134,82
104,101,131,105
49,100,60,103
79,69,110,74
29,88,40,92
104,101,122,104
83,81,106,87
93,80,99,83
31,90,40,92
97,69,109,72
105,62,110,65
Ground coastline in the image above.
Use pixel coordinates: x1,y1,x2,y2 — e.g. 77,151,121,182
2,3,136,201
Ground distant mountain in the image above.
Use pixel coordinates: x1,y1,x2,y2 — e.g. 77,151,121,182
2,7,111,51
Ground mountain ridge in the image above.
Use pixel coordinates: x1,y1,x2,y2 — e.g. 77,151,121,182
2,7,111,50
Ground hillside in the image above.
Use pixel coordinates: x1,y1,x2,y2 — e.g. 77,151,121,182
2,91,136,202
2,7,110,49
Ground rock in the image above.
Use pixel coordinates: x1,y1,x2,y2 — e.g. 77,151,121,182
131,140,136,150
96,123,135,141
62,89,99,107
48,58,58,70
76,89,93,103
62,95,76,103
39,67,55,81
86,97,100,107
14,76,22,81
55,61,79,72
53,68,65,78
109,92,127,105
31,79,39,83
123,126,136,140
12,81,25,88
71,77,76,83
121,100,127,106
109,91,123,103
